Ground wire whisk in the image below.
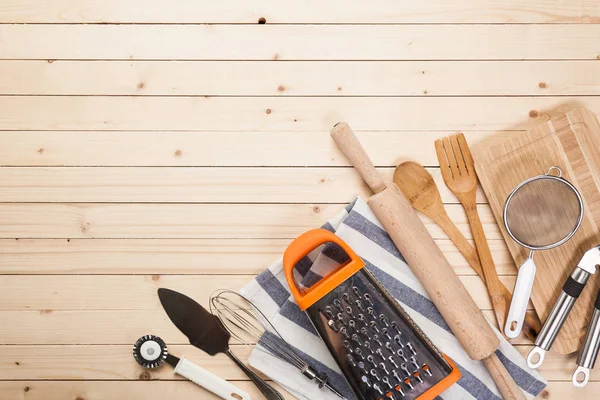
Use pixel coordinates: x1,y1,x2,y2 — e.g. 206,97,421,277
210,289,343,398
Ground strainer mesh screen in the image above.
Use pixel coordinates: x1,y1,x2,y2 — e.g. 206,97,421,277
505,178,581,248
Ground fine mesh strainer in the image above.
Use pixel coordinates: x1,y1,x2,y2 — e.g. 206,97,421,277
503,166,584,339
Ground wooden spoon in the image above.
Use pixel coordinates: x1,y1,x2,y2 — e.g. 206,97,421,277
394,161,541,342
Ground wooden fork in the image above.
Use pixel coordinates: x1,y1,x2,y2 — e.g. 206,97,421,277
435,133,507,333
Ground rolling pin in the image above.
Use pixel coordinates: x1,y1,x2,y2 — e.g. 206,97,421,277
331,122,525,400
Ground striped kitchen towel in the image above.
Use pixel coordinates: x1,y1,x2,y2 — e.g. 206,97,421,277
241,198,546,400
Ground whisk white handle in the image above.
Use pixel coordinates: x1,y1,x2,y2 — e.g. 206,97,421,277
505,258,536,339
174,356,251,400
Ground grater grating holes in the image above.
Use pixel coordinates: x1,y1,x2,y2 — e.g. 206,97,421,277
316,274,449,399
322,284,434,398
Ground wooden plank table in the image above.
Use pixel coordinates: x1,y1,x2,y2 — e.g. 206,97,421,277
1,1,600,398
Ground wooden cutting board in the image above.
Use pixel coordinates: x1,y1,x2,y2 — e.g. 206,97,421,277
474,108,600,355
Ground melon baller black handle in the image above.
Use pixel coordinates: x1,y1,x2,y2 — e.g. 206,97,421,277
226,349,285,400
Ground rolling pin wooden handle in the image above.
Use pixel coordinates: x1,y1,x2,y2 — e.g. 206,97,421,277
483,353,526,400
331,122,498,360
369,184,499,360
331,122,387,194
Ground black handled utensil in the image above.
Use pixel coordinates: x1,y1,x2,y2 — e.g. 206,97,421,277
157,288,285,400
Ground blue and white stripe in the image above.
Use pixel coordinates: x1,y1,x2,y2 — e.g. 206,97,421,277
241,198,546,400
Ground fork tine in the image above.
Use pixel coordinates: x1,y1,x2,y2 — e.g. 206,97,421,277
456,133,475,175
449,134,467,176
442,137,460,178
434,139,453,182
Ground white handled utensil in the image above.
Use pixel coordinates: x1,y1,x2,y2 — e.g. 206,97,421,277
133,335,250,400
503,167,584,339
505,258,536,338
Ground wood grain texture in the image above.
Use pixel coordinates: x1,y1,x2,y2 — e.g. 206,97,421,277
0,309,529,345
2,0,597,397
0,131,509,167
474,108,600,355
0,380,292,400
0,238,515,275
0,344,255,381
0,167,488,204
1,0,598,23
3,381,593,400
3,61,600,96
2,25,600,60
0,203,502,239
0,275,525,312
18,381,600,400
0,345,575,381
0,96,598,132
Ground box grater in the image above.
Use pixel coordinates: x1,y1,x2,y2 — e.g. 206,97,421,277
283,229,460,400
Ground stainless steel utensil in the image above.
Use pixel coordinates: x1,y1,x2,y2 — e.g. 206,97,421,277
527,245,600,369
210,289,343,397
157,288,285,400
573,288,600,387
503,166,584,339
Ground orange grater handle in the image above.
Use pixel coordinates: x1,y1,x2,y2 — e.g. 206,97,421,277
283,229,365,311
